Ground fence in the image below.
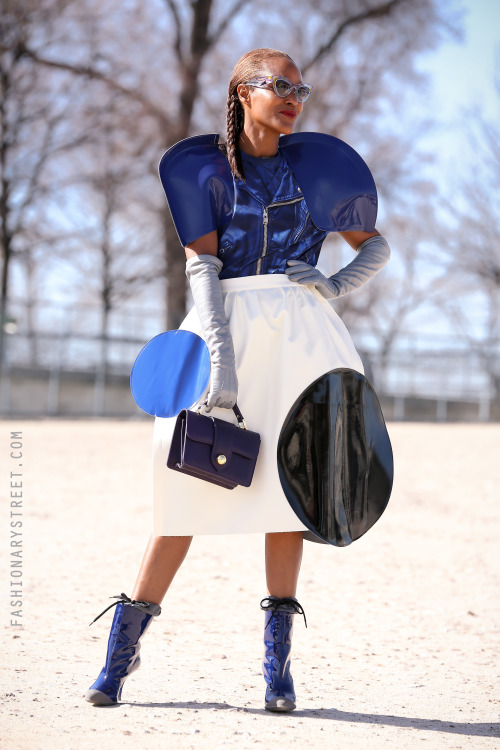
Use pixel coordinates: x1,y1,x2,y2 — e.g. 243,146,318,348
1,298,499,420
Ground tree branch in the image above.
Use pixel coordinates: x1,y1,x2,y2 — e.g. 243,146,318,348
9,44,173,131
302,0,405,73
207,0,253,48
163,0,184,63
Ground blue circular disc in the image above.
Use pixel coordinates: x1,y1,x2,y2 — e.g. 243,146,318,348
130,331,210,417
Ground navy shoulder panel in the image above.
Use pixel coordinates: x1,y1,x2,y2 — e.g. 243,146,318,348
159,134,234,247
279,132,377,232
159,132,377,244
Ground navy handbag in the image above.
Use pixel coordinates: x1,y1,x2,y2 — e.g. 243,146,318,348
167,405,261,490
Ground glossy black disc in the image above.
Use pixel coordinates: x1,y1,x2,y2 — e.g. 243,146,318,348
277,369,393,546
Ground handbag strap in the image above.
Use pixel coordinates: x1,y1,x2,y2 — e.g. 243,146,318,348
199,401,247,429
232,404,246,429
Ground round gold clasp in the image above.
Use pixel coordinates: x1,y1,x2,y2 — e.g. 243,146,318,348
216,454,227,466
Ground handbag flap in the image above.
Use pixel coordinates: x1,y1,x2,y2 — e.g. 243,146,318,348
184,410,215,445
184,410,260,471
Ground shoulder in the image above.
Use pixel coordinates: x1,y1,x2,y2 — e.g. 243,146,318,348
159,134,234,246
279,132,378,233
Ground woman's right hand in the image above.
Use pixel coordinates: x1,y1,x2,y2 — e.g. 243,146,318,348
184,237,239,413
205,362,238,412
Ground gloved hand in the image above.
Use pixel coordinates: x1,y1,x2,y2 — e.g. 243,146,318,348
185,254,238,411
285,234,391,299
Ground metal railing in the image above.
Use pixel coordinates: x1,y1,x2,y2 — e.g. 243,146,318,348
1,298,499,419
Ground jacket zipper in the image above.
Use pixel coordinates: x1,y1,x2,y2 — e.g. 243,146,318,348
256,196,304,274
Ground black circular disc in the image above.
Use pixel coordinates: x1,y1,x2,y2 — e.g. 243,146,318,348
277,369,393,546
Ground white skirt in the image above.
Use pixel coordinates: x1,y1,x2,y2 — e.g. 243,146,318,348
152,274,363,536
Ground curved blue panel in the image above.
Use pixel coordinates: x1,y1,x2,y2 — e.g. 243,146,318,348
130,331,210,418
277,369,393,546
159,132,377,246
280,132,377,232
159,134,234,247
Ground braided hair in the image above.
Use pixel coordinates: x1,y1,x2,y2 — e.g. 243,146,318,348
223,48,294,181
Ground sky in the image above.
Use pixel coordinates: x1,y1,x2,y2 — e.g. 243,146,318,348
417,0,500,170
386,0,500,341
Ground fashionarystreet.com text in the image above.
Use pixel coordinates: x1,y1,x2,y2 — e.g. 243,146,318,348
9,431,23,626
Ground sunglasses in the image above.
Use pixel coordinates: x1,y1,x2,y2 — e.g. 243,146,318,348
244,75,313,103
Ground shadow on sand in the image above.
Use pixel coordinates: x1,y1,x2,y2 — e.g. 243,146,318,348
106,701,499,738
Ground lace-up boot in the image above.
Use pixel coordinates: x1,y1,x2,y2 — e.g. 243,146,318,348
85,593,161,706
261,596,307,712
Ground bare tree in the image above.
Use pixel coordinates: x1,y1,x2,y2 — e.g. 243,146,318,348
6,0,255,328
323,204,449,387
436,87,500,401
1,0,460,335
70,121,165,372
0,0,92,365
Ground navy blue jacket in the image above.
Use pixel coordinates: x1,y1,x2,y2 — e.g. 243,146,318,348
218,151,327,279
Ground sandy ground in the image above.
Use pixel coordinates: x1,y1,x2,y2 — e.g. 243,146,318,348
0,420,499,750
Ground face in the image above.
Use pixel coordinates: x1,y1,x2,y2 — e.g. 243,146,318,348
237,58,305,137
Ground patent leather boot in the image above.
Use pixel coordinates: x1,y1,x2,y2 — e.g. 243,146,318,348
85,593,161,706
260,596,307,713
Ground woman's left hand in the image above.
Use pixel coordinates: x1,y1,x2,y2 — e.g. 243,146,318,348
285,261,339,299
285,235,391,300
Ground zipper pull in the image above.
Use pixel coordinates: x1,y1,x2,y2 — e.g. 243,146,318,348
263,207,269,225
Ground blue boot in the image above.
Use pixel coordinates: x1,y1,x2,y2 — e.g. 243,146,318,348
85,593,161,706
261,596,307,713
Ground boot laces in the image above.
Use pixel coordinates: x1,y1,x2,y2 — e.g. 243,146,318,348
88,593,158,626
260,596,307,628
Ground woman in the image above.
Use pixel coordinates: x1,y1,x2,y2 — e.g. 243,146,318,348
85,48,390,713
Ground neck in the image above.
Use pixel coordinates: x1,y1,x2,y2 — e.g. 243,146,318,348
238,124,279,158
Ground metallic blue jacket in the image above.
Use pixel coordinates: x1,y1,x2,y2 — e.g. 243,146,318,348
218,152,328,279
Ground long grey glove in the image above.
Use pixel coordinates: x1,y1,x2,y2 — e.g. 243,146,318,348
285,235,391,299
185,254,238,411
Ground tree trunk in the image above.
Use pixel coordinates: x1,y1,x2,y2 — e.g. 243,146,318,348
165,212,188,329
164,0,213,329
0,67,11,368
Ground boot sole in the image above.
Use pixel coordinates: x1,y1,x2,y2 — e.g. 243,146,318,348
85,689,118,706
265,697,296,712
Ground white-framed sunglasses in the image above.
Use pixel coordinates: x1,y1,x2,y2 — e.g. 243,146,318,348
244,75,313,103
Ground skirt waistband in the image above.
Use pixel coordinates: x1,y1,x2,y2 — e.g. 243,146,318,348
220,274,299,293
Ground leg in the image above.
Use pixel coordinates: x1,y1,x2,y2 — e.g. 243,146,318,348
131,534,193,604
265,531,303,597
86,534,192,705
262,531,305,712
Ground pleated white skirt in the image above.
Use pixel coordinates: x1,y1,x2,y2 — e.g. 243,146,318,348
152,274,363,536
